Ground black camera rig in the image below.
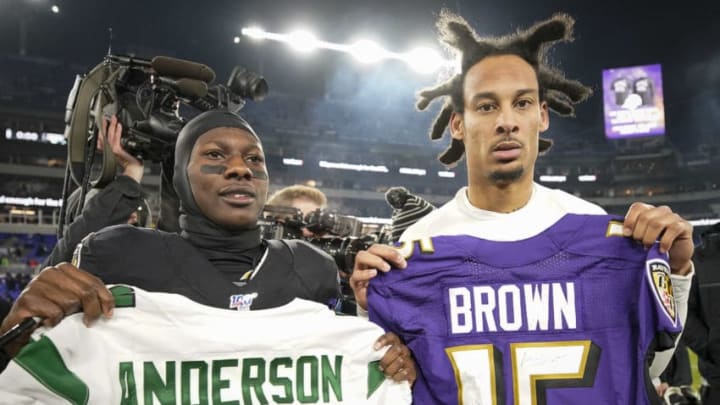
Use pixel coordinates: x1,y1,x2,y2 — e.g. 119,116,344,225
59,54,267,233
260,205,392,316
259,205,390,275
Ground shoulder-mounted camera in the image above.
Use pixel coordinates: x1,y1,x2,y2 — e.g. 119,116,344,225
60,54,267,231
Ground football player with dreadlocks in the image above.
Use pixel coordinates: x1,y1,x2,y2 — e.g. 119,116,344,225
350,10,695,404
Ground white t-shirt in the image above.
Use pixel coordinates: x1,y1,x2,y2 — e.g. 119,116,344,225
401,183,605,241
0,286,411,405
398,183,691,379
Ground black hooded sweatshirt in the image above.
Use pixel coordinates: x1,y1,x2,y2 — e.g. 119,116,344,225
73,110,340,310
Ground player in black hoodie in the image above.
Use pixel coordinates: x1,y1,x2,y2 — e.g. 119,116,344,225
1,110,415,383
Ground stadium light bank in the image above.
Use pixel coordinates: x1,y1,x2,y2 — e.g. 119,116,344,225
239,26,451,74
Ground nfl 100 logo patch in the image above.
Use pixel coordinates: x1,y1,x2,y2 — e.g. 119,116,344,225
229,292,258,311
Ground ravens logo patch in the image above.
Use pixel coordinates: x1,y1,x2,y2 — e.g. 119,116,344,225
648,260,676,324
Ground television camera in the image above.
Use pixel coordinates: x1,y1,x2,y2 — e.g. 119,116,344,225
260,205,392,315
260,205,390,276
60,54,267,232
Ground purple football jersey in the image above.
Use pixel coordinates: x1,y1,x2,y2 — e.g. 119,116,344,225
368,214,680,405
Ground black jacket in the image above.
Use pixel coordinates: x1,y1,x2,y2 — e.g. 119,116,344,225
74,225,340,310
45,175,146,266
682,229,720,386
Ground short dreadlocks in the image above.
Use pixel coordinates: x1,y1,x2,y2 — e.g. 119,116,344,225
417,10,593,166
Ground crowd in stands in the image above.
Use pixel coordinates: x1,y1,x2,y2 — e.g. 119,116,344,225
0,273,31,305
0,233,56,305
0,233,55,269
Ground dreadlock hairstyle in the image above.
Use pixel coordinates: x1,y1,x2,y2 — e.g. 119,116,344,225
417,10,593,166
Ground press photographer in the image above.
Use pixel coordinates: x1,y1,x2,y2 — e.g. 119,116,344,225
261,186,392,316
260,202,384,276
265,184,329,238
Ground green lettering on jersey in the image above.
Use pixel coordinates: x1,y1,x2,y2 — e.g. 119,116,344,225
181,361,209,405
296,356,319,403
13,335,89,405
211,359,240,405
367,360,385,399
269,357,294,403
242,357,269,404
321,355,343,402
144,361,176,404
119,362,138,405
109,285,136,308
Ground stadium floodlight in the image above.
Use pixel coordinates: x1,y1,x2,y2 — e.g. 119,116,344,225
319,160,389,173
282,158,304,166
357,217,392,225
233,36,241,44
539,175,567,183
399,167,427,176
404,46,445,74
690,218,720,227
350,40,386,64
241,26,266,40
10,208,36,216
51,5,59,13
240,26,450,73
287,30,318,52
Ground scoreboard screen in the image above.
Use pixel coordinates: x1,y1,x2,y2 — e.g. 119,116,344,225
602,64,665,139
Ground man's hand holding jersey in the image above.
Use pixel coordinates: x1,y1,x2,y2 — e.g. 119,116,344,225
375,331,416,385
0,263,115,357
350,244,407,312
622,202,694,275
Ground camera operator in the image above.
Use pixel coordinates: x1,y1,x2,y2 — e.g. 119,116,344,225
265,184,369,315
267,184,328,237
262,184,369,278
44,116,152,266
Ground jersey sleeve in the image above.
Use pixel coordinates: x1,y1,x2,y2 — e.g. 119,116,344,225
366,276,399,334
642,244,682,351
0,370,72,405
0,324,90,404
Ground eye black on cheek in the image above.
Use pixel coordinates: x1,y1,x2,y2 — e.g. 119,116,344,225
199,164,226,175
250,169,268,180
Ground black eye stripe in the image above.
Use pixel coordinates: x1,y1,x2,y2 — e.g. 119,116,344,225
250,169,268,181
199,164,268,180
200,164,225,174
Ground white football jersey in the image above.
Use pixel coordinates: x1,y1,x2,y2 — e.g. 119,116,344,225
0,285,411,405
